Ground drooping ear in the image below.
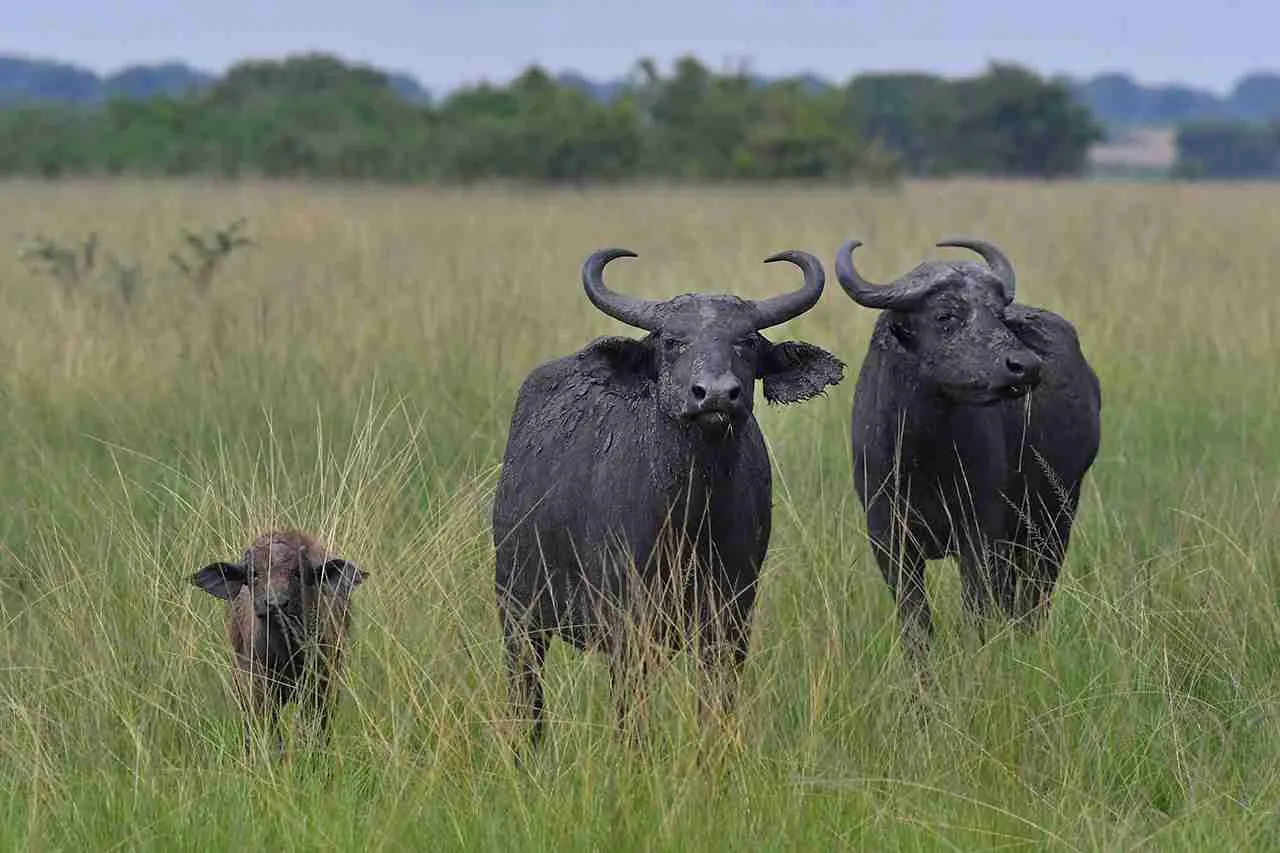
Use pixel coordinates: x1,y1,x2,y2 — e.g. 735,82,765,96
582,335,656,379
888,317,916,351
319,559,368,595
759,340,846,405
190,562,247,600
1001,305,1054,355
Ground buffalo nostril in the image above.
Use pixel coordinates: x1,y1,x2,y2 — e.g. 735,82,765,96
727,385,741,402
691,384,707,401
1006,357,1026,376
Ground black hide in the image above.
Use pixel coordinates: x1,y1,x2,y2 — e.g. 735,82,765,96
845,249,1102,661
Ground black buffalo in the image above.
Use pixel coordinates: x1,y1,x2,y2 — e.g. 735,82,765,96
835,237,1101,660
493,247,844,746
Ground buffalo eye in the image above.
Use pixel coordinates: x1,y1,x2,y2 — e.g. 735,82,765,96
934,311,959,328
663,337,686,355
731,338,755,358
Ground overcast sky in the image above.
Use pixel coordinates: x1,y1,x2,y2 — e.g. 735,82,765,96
5,0,1275,93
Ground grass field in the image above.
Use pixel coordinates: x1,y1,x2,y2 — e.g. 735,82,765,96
1,178,1278,851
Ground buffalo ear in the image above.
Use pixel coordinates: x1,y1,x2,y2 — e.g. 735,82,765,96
320,559,367,595
888,318,916,351
584,335,655,379
190,562,247,600
1001,305,1052,354
759,340,846,405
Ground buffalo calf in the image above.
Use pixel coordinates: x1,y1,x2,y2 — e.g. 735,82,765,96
191,529,368,757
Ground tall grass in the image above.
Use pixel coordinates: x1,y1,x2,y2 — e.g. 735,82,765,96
1,178,1278,850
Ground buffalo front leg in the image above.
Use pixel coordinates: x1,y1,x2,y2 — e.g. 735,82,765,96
236,674,283,761
696,625,750,732
1010,485,1081,632
1013,565,1055,632
501,613,549,750
243,712,284,761
1011,519,1072,632
871,535,932,675
694,583,754,730
957,533,1014,646
300,666,339,752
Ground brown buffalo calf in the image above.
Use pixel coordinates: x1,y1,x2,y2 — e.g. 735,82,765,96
191,529,368,757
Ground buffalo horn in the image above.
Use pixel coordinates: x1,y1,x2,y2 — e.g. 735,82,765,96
935,237,1016,303
834,239,943,310
753,250,826,329
581,248,661,331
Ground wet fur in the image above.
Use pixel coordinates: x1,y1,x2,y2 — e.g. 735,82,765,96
851,291,1101,661
494,311,844,749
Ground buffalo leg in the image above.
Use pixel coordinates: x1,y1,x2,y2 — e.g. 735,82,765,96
234,668,283,760
242,703,283,760
301,669,338,751
502,615,549,749
871,537,932,668
1012,485,1081,631
957,534,1013,645
695,576,755,728
696,620,750,730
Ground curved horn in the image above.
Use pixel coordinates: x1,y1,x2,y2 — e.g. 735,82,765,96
581,248,660,331
835,239,940,310
936,237,1015,303
754,250,826,329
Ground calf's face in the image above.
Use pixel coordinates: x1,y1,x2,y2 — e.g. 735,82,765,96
191,548,367,626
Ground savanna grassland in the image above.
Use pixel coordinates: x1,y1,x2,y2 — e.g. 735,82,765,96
1,178,1278,851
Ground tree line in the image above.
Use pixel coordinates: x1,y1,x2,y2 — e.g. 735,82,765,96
0,54,1104,184
1173,121,1280,179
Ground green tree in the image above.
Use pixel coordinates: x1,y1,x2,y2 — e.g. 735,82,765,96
843,74,949,174
731,80,868,180
1173,121,1280,179
938,64,1103,177
434,67,641,183
0,53,1106,184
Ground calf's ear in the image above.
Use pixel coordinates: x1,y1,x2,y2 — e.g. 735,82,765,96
191,562,247,600
759,340,846,404
584,335,655,379
320,559,368,595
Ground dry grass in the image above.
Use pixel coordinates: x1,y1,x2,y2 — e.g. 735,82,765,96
1,178,1278,850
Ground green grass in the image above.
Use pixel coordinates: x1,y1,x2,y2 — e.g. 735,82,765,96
1,178,1278,851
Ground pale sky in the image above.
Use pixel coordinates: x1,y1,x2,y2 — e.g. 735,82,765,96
5,0,1275,94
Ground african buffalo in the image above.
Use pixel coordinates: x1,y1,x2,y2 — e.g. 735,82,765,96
835,238,1101,660
493,247,844,746
191,530,369,757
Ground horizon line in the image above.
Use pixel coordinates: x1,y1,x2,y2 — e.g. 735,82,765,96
2,47,1276,98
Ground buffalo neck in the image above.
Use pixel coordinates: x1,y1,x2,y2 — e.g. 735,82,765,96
649,402,749,522
862,341,972,466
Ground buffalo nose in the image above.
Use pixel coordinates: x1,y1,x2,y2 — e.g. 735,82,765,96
1005,352,1042,383
691,376,742,407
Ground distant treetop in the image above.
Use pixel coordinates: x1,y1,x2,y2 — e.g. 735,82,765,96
0,52,1104,183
